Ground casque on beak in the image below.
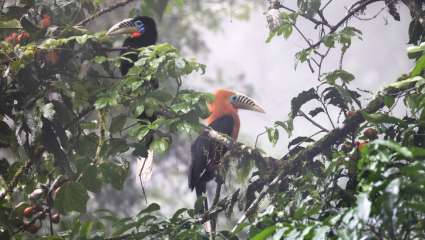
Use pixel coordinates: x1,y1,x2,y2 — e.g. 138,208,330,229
231,93,266,113
106,18,139,35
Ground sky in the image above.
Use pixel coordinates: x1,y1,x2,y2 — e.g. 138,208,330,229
94,1,414,217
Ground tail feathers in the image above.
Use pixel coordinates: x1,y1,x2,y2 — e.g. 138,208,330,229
194,191,209,215
195,183,206,197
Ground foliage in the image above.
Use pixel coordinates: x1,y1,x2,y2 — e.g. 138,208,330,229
1,0,425,240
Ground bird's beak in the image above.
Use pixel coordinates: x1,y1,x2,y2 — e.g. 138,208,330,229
106,18,138,35
232,93,266,113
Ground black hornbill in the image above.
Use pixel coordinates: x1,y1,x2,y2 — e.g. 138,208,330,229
107,16,158,158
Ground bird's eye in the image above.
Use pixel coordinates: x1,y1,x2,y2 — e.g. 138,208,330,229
231,96,237,101
134,20,145,33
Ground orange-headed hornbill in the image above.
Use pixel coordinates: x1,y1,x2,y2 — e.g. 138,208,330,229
189,89,265,210
107,16,158,159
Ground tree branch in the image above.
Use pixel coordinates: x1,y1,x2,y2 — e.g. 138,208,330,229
229,84,409,234
74,0,137,27
306,0,383,51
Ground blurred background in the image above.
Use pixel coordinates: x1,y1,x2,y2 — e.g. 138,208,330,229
45,0,412,222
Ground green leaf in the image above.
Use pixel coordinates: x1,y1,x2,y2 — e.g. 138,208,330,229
175,121,195,135
134,104,145,116
411,54,425,76
288,136,314,149
386,76,424,89
80,165,102,193
137,203,160,216
309,107,324,117
383,95,395,108
297,0,321,17
374,140,413,158
94,94,119,109
129,125,151,141
100,162,128,190
407,202,425,212
171,208,188,221
324,70,355,84
150,137,170,154
407,41,425,57
174,0,185,8
75,34,92,44
295,49,313,64
93,56,108,64
275,120,294,137
266,127,279,146
105,138,130,156
323,34,335,48
410,147,425,158
54,182,89,213
41,103,56,120
362,112,408,128
251,226,276,240
290,88,318,118
110,114,127,134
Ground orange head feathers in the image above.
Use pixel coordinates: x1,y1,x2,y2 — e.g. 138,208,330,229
206,89,265,139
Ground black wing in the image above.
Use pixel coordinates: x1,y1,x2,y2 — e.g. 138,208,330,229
189,115,234,196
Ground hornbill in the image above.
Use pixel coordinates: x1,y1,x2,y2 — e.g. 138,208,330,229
107,16,158,76
107,16,158,158
189,89,265,212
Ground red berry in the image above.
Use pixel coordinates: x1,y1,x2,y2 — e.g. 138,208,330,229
23,207,34,218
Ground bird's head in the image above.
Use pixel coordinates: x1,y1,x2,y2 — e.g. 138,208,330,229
209,89,265,115
106,16,157,40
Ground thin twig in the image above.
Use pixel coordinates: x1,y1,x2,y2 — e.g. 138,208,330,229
298,110,329,132
321,0,334,11
74,0,137,27
276,4,331,28
305,0,383,51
